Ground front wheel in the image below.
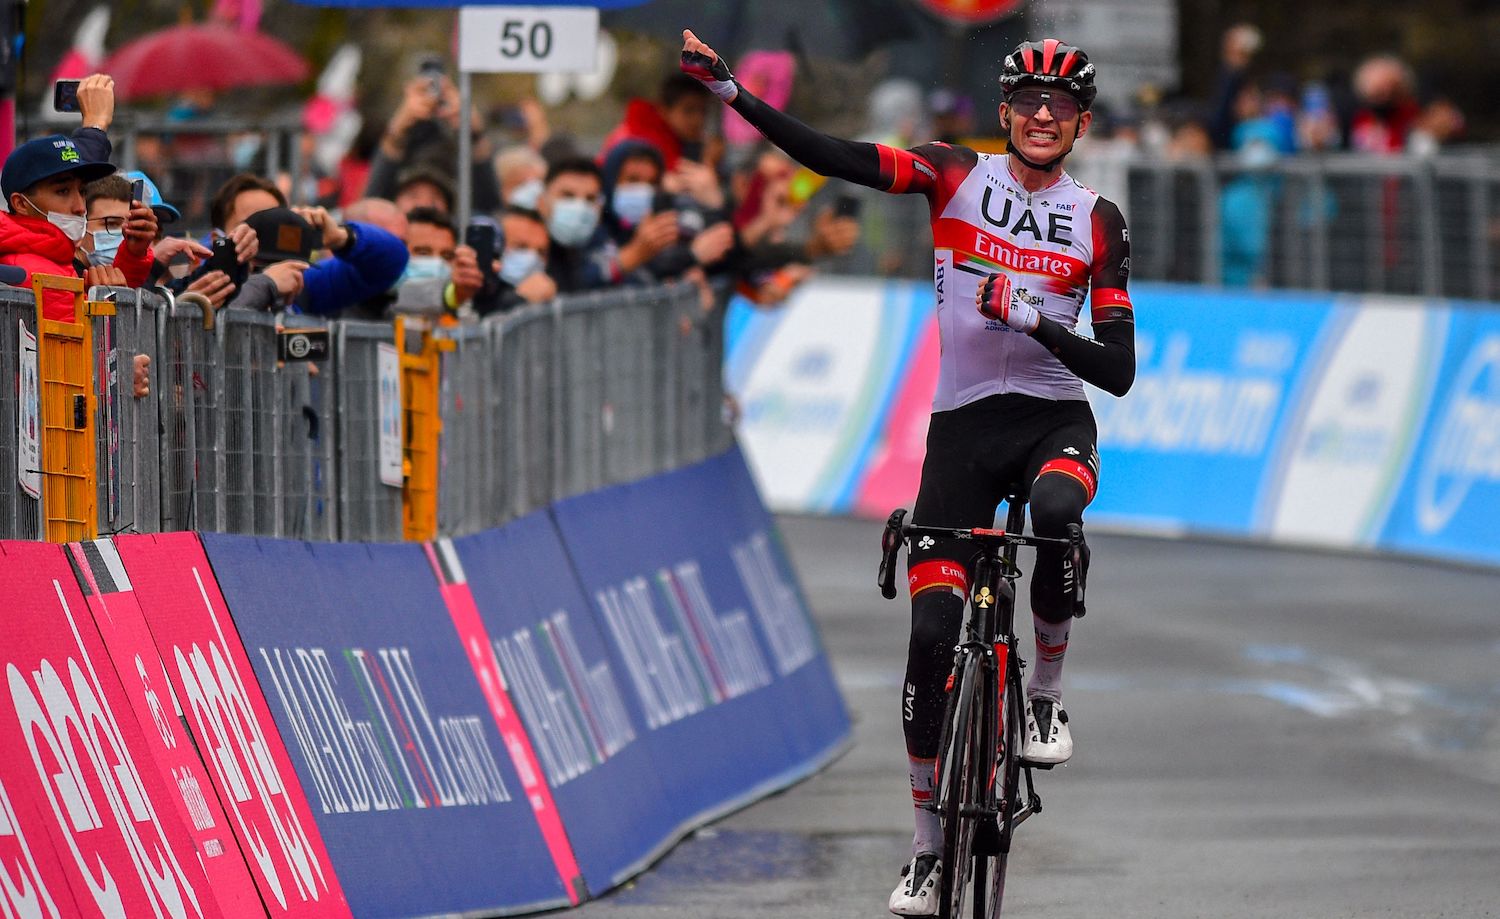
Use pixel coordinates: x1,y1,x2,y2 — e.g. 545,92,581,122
984,665,1027,915
937,657,984,919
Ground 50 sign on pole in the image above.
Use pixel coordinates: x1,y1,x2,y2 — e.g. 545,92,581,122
459,6,599,73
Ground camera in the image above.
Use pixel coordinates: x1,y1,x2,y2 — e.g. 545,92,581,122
418,56,445,99
53,80,81,114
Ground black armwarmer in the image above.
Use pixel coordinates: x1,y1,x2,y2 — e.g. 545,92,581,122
728,89,887,190
1031,316,1136,397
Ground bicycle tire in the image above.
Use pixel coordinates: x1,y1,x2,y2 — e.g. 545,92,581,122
937,656,983,919
985,664,1027,916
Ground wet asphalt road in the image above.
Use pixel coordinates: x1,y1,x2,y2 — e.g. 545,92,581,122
569,516,1500,918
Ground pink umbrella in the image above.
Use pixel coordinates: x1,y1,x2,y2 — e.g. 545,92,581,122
101,23,309,100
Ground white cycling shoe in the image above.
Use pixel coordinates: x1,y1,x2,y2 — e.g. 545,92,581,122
888,852,942,916
1022,697,1073,765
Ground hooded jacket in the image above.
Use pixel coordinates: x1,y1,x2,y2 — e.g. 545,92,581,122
0,210,154,321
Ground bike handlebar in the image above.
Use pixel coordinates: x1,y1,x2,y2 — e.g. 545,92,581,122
877,509,1088,612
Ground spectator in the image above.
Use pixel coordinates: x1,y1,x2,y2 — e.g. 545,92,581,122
396,206,483,314
0,135,157,320
365,71,501,215
494,144,547,208
1209,24,1261,151
222,206,314,312
84,174,238,309
209,172,408,316
477,206,557,315
601,141,736,285
342,197,409,242
393,166,455,216
599,73,713,169
538,156,624,293
1349,55,1421,154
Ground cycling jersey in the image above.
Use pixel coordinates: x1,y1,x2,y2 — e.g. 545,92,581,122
726,87,1135,407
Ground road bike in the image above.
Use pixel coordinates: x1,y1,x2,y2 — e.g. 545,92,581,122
878,498,1086,918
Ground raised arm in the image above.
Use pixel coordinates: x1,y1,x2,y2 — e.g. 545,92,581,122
680,29,938,196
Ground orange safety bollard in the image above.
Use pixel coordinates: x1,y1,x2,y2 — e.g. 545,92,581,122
395,317,451,541
30,274,115,542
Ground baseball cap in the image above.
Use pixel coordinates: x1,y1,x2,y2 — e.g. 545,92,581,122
1,135,115,201
121,170,181,224
243,207,323,263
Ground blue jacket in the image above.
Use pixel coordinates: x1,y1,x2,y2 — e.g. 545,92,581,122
299,221,408,316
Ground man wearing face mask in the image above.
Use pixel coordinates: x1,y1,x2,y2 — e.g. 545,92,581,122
474,206,556,316
393,207,483,316
540,156,679,293
0,135,158,321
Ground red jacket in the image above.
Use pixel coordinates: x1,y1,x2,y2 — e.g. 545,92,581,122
0,211,153,321
598,99,684,170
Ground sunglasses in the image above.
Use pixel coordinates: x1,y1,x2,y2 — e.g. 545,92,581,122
1008,90,1081,121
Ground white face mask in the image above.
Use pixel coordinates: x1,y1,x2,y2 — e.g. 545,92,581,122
547,198,600,248
24,196,87,244
401,254,451,285
611,183,655,227
499,247,544,285
89,229,125,266
508,179,544,210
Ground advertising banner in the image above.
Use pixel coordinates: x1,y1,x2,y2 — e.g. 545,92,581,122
445,515,674,891
1379,307,1500,566
112,533,351,918
198,533,570,918
550,448,851,832
0,539,218,919
1087,286,1336,533
725,279,933,513
65,540,264,917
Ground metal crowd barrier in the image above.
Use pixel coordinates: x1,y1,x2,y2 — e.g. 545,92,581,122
0,281,729,543
855,150,1500,300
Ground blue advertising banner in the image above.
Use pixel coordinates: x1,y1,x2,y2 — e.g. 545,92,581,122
1086,285,1336,533
1378,306,1500,566
447,512,678,891
549,446,852,836
199,534,570,918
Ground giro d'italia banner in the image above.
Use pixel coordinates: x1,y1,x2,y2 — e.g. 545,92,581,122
0,447,849,917
727,279,1500,568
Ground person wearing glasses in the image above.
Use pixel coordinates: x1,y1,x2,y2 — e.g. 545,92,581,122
680,32,1137,916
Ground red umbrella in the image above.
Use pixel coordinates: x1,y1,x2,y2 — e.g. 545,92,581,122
102,23,309,100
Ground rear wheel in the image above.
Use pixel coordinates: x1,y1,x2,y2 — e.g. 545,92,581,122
937,657,983,919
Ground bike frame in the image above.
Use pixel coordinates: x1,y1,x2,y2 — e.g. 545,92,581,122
878,501,1084,918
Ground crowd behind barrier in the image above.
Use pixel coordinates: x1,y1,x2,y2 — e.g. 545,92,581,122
0,280,729,543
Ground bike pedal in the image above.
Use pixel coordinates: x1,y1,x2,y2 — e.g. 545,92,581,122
1019,759,1056,770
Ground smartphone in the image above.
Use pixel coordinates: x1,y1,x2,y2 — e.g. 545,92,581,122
207,236,238,275
418,56,445,99
465,223,497,278
834,194,862,220
652,190,677,214
130,179,146,206
53,80,81,114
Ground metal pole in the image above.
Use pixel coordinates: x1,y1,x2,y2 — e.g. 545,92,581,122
458,70,473,230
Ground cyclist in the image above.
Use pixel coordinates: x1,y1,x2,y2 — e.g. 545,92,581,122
682,31,1135,916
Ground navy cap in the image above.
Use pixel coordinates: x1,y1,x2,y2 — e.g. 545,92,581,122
1,135,116,201
0,265,27,286
122,170,181,224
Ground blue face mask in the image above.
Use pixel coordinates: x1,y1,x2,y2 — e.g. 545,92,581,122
401,255,451,285
499,247,543,285
611,183,655,227
89,229,125,266
547,198,600,248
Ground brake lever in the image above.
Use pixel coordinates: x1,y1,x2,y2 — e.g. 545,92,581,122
878,509,907,600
